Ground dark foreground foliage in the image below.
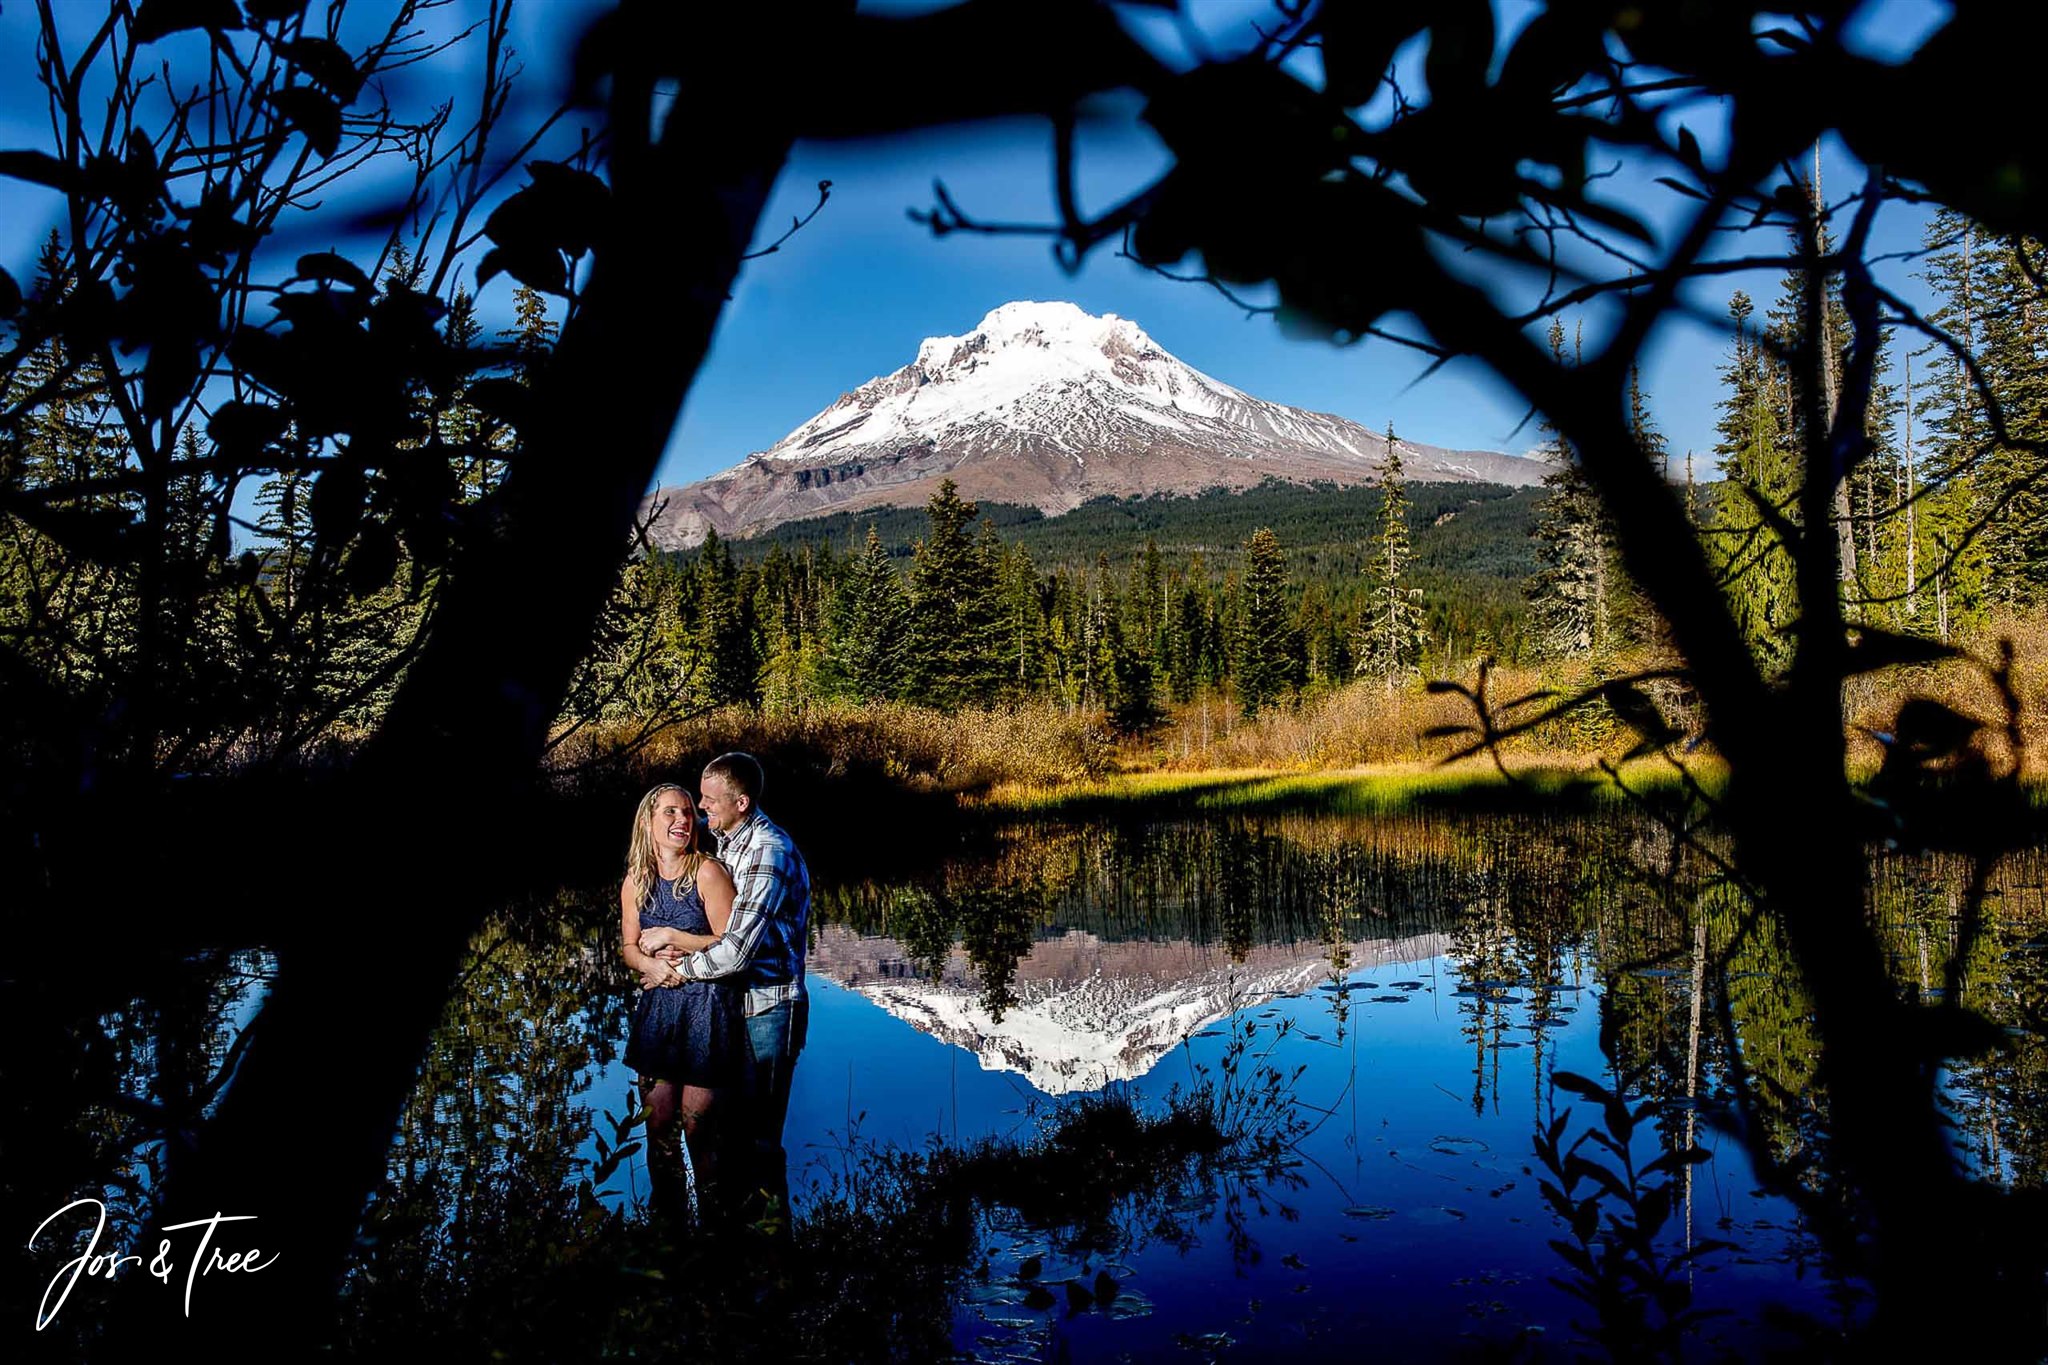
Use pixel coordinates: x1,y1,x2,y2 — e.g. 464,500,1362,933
333,1077,1279,1364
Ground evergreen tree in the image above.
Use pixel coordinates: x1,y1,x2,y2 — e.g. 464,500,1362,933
970,519,1014,699
906,479,1003,709
1617,363,1664,644
1914,210,1995,636
1850,331,1912,623
754,542,814,713
1294,581,1349,687
1001,543,1048,694
438,287,487,495
1083,550,1116,708
686,528,758,706
1106,624,1164,734
831,526,909,701
1529,319,1609,656
1967,236,2048,606
254,468,314,620
1355,422,1428,684
3,234,132,698
1710,290,1801,672
1903,212,2048,626
1137,536,1167,670
1235,527,1295,716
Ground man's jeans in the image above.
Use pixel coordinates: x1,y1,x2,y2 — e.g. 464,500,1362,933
743,998,808,1217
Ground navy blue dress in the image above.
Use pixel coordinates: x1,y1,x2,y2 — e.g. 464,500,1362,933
625,869,746,1087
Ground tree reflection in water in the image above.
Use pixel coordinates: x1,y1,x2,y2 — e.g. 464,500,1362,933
3,947,274,1359
18,807,2048,1357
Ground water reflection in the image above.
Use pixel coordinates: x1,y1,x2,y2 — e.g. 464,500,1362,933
801,811,2043,1355
3,947,275,1358
20,809,2046,1357
341,810,2048,1357
812,922,1444,1094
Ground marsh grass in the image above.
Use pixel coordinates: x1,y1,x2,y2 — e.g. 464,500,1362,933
1842,613,2048,782
548,697,1114,796
537,614,2048,833
981,759,1725,821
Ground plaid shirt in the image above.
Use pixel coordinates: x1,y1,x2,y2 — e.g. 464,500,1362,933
675,807,809,1016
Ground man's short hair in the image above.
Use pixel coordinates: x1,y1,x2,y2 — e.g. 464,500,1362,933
703,751,764,805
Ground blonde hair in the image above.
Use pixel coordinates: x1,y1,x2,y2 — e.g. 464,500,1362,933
625,783,705,911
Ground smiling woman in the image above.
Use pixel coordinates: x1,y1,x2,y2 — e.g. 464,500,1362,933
2,0,841,1340
616,782,741,1215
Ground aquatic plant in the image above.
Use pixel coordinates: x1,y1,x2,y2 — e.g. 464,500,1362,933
1534,1069,1728,1360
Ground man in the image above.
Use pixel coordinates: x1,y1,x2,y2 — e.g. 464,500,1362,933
663,751,810,1214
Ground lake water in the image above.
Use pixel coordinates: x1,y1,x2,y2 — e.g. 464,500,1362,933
38,806,2047,1359
758,811,1873,1359
397,807,2048,1357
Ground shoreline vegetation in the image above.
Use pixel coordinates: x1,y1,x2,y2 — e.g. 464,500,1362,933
546,611,2048,823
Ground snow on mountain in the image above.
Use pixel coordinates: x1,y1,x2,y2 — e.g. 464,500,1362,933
645,301,1541,548
807,924,1450,1096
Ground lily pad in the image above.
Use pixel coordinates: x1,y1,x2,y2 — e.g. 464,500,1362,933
1101,1288,1154,1321
964,1281,1027,1306
1408,1206,1468,1225
1429,1136,1491,1157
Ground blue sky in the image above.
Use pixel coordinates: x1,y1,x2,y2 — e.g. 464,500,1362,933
0,1,1957,492
612,0,1958,488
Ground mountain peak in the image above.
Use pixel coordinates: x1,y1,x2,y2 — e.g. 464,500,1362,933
919,299,1155,364
869,300,1229,437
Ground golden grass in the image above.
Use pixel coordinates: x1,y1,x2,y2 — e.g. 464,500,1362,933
978,755,1723,819
1841,612,2048,782
1129,613,2048,786
545,612,2048,812
549,697,1114,795
1126,656,1681,773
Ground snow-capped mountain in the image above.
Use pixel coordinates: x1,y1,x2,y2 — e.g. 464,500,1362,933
807,924,1450,1096
644,301,1541,548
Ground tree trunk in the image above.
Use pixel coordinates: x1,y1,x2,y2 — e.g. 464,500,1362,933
113,6,841,1340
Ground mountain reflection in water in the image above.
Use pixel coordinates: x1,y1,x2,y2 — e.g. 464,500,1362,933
37,807,2041,1358
773,811,2046,1357
810,924,1448,1094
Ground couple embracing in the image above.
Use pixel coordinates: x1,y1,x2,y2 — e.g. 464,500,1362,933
618,752,810,1220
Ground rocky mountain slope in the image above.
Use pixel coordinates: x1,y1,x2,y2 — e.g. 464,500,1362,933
645,301,1541,549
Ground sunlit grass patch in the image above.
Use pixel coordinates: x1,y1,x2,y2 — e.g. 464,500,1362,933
981,755,1728,819
975,767,1279,815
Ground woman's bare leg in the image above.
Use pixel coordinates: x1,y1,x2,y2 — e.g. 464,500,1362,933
678,1084,720,1209
643,1079,687,1215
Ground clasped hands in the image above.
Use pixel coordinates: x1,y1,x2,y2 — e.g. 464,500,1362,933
637,926,689,989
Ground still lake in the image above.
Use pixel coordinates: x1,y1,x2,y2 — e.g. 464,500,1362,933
358,805,2046,1359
